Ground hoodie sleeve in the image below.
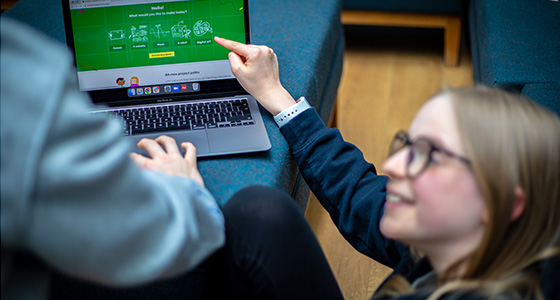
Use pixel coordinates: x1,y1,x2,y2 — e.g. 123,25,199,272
1,18,224,287
280,108,407,268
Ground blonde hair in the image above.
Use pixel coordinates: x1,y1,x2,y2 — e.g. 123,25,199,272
377,86,560,299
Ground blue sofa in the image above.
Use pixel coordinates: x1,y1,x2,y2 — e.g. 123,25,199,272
4,0,344,211
469,0,560,115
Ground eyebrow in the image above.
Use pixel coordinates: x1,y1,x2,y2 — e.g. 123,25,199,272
411,133,456,152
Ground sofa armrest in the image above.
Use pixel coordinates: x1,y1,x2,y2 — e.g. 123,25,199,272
521,83,560,116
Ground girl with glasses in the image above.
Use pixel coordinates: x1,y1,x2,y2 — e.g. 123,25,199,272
213,37,560,300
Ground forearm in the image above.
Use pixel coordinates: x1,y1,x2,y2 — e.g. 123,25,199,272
30,77,224,286
280,108,403,266
214,36,404,265
31,164,224,286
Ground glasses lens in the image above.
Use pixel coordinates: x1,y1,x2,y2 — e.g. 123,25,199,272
408,139,432,177
388,131,408,157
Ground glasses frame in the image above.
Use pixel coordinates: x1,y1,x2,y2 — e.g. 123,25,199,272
388,130,472,178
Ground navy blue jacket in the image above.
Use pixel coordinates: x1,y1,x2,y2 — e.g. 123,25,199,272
280,108,559,300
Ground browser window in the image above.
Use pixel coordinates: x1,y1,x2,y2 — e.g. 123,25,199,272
67,0,246,92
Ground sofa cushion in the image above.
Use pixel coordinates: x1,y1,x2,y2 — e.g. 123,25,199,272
521,83,560,116
341,0,466,15
249,0,343,124
469,0,560,91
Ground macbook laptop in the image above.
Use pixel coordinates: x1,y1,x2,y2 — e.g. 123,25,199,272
62,0,271,157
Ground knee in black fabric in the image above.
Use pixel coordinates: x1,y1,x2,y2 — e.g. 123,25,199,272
217,186,344,300
222,186,303,231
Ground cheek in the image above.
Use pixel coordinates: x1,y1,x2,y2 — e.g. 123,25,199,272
413,170,487,234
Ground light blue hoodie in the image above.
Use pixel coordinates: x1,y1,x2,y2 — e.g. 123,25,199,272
1,17,224,300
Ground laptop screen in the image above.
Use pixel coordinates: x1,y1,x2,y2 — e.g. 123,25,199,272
63,0,249,105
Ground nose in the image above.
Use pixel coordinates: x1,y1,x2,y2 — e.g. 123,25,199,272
381,148,408,178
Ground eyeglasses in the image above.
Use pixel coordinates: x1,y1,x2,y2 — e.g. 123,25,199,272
388,130,472,178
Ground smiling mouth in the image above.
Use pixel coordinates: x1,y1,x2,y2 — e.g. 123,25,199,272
386,193,414,204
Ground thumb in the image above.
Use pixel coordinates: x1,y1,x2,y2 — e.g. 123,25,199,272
228,51,247,75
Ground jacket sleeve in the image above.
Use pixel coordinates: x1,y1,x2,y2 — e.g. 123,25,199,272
0,18,225,287
280,108,406,268
31,111,225,287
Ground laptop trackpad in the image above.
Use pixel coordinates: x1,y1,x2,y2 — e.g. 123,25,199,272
128,131,211,156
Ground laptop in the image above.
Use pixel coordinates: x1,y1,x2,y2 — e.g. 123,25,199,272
61,0,271,157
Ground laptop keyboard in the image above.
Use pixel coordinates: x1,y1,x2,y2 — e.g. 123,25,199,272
96,98,255,136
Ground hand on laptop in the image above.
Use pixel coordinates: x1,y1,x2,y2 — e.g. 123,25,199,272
130,136,205,187
215,36,296,116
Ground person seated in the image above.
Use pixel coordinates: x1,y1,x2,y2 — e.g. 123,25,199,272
211,37,560,300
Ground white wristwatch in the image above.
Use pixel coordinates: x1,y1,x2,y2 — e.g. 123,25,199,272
273,97,311,127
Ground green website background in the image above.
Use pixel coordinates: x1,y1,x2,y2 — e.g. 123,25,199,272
71,0,245,72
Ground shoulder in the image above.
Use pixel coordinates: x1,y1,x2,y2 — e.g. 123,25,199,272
435,288,521,300
1,17,69,67
1,17,73,110
540,254,560,300
0,18,82,248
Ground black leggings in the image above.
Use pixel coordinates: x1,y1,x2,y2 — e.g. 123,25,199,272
49,186,343,300
207,185,343,299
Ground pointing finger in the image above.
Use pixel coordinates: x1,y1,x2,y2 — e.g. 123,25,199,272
215,36,254,57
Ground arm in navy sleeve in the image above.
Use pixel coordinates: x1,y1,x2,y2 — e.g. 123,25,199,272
280,108,407,268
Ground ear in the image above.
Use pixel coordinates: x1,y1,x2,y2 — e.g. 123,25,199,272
511,187,526,221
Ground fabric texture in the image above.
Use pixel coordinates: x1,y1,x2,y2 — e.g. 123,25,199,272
48,186,345,300
469,0,560,124
469,0,560,91
521,83,560,116
208,186,344,300
1,17,224,300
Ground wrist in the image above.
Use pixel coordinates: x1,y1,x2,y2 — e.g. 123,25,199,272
265,88,297,115
273,97,311,127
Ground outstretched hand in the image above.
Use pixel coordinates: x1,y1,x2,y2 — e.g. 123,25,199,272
130,135,205,187
214,36,296,115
